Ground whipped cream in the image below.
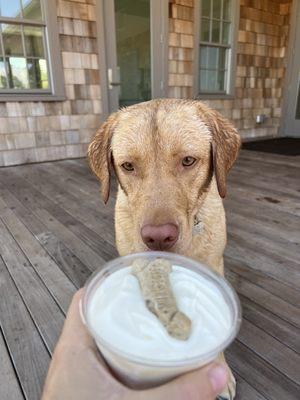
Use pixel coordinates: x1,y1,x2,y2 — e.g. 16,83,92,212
87,266,232,361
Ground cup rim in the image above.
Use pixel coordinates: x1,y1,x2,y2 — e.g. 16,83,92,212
81,251,242,368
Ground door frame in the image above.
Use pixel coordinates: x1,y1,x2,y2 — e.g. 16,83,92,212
281,0,300,137
95,0,169,117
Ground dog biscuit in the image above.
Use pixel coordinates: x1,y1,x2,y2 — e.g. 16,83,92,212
131,258,191,340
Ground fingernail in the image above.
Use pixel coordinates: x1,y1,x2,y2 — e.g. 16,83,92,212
208,364,228,393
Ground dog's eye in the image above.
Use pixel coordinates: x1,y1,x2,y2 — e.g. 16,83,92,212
121,162,134,172
182,156,196,167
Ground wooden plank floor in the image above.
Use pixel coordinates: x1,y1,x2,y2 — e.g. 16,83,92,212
0,149,299,400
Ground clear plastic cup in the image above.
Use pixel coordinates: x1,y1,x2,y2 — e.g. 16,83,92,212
80,251,241,389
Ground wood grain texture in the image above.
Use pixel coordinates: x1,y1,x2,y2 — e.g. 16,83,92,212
17,163,116,244
0,150,299,399
0,188,91,289
0,257,50,400
226,259,300,306
226,341,300,400
234,372,268,400
237,295,300,354
0,198,76,313
0,328,24,400
227,270,300,328
0,219,65,353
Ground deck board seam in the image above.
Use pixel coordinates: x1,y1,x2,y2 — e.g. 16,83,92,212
233,291,300,330
0,213,70,318
0,175,114,268
241,295,300,354
226,260,300,307
0,188,86,289
11,166,116,247
0,187,92,289
228,271,300,329
232,369,270,400
0,268,27,400
225,252,300,292
0,216,64,355
235,337,300,387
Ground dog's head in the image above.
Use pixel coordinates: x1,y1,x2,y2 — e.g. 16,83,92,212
88,99,240,253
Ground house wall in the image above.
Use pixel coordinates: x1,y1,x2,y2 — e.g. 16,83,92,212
168,0,293,140
0,0,294,166
0,0,101,167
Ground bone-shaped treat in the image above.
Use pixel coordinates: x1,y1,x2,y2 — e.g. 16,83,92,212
131,258,192,340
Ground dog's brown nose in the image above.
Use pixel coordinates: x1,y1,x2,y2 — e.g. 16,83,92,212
141,223,179,250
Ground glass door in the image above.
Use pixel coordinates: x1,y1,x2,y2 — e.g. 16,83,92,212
115,0,151,107
102,0,167,112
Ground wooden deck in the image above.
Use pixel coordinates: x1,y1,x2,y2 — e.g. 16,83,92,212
0,149,299,400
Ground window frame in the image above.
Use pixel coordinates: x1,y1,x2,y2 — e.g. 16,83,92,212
0,0,65,102
193,0,239,99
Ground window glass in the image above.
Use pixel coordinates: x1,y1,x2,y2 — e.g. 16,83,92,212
199,69,208,91
0,57,7,88
201,18,210,41
223,0,230,20
27,57,47,88
211,19,220,42
207,46,218,69
24,26,44,57
222,21,231,44
199,46,227,92
199,46,208,68
212,0,221,19
115,0,151,106
217,69,225,91
206,70,218,91
200,66,226,93
22,0,42,20
218,47,226,69
2,24,23,57
8,57,29,88
201,1,210,17
0,0,22,18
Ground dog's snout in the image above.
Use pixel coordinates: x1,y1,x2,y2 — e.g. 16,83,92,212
141,223,179,250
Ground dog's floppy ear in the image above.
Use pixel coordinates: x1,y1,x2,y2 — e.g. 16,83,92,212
87,113,118,203
198,103,241,198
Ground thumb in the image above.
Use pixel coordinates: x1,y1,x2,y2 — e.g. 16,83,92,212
140,362,228,400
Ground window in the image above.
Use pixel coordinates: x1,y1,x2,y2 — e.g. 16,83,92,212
195,0,239,97
0,0,64,100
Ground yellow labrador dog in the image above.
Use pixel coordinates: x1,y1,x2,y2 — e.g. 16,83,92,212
88,99,241,399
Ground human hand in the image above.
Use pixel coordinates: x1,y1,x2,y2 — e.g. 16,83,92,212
42,290,228,400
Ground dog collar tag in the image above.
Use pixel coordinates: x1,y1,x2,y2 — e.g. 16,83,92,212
193,216,204,235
